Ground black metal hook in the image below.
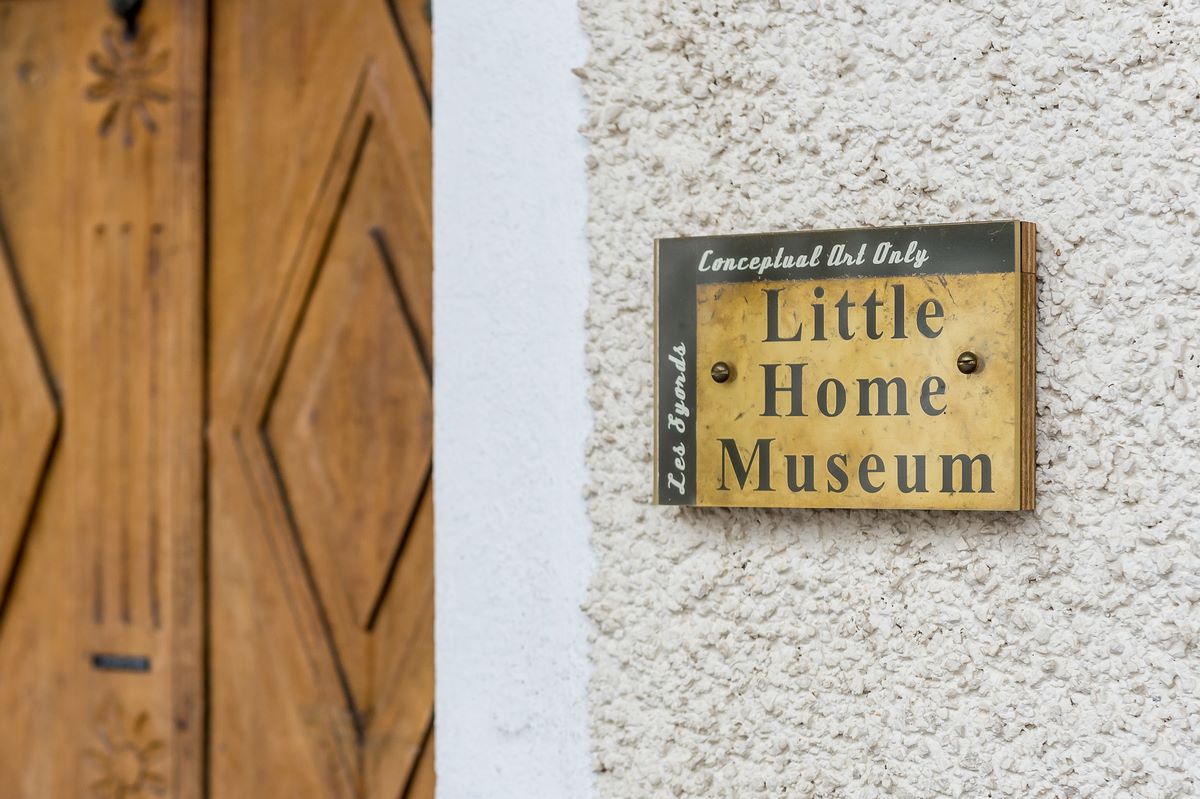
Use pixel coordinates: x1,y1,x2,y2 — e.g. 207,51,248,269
108,0,144,40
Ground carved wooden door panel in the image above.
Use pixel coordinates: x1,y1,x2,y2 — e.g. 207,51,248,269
0,2,205,796
207,0,434,796
0,0,433,797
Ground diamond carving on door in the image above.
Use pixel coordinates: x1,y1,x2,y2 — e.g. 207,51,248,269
209,25,434,795
263,106,434,710
0,236,58,615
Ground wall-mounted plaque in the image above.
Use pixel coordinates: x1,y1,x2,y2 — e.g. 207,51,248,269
654,220,1036,510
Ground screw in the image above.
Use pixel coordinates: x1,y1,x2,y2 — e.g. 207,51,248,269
957,351,980,374
711,362,732,383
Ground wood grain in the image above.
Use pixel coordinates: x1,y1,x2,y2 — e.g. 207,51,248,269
209,0,434,796
1020,222,1038,510
0,1,206,796
0,227,58,618
0,0,432,796
0,3,75,793
389,0,432,100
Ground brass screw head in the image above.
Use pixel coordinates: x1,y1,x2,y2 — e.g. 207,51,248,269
957,351,980,374
711,361,732,383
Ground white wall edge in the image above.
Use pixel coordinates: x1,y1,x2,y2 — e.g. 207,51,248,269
432,1,595,797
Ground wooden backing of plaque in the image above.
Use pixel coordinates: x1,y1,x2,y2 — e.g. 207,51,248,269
1020,222,1037,510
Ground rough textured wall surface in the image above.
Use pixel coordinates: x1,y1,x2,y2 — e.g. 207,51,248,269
577,1,1200,796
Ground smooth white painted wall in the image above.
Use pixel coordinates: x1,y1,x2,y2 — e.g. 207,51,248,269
433,2,594,798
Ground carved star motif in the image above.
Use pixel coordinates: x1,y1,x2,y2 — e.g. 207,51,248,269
85,26,170,147
84,697,167,798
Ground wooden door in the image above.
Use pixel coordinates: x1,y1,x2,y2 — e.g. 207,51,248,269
0,1,433,796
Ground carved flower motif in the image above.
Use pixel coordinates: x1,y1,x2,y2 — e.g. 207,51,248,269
84,26,170,147
85,697,167,798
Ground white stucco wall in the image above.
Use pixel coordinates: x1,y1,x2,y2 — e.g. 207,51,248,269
579,1,1200,797
433,2,594,797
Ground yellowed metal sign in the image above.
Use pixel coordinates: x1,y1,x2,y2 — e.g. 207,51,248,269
655,221,1036,510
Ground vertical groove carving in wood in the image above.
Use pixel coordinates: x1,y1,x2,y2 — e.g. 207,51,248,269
67,2,206,798
0,1,205,796
82,223,175,633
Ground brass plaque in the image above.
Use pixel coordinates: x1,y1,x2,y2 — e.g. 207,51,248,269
655,221,1036,510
